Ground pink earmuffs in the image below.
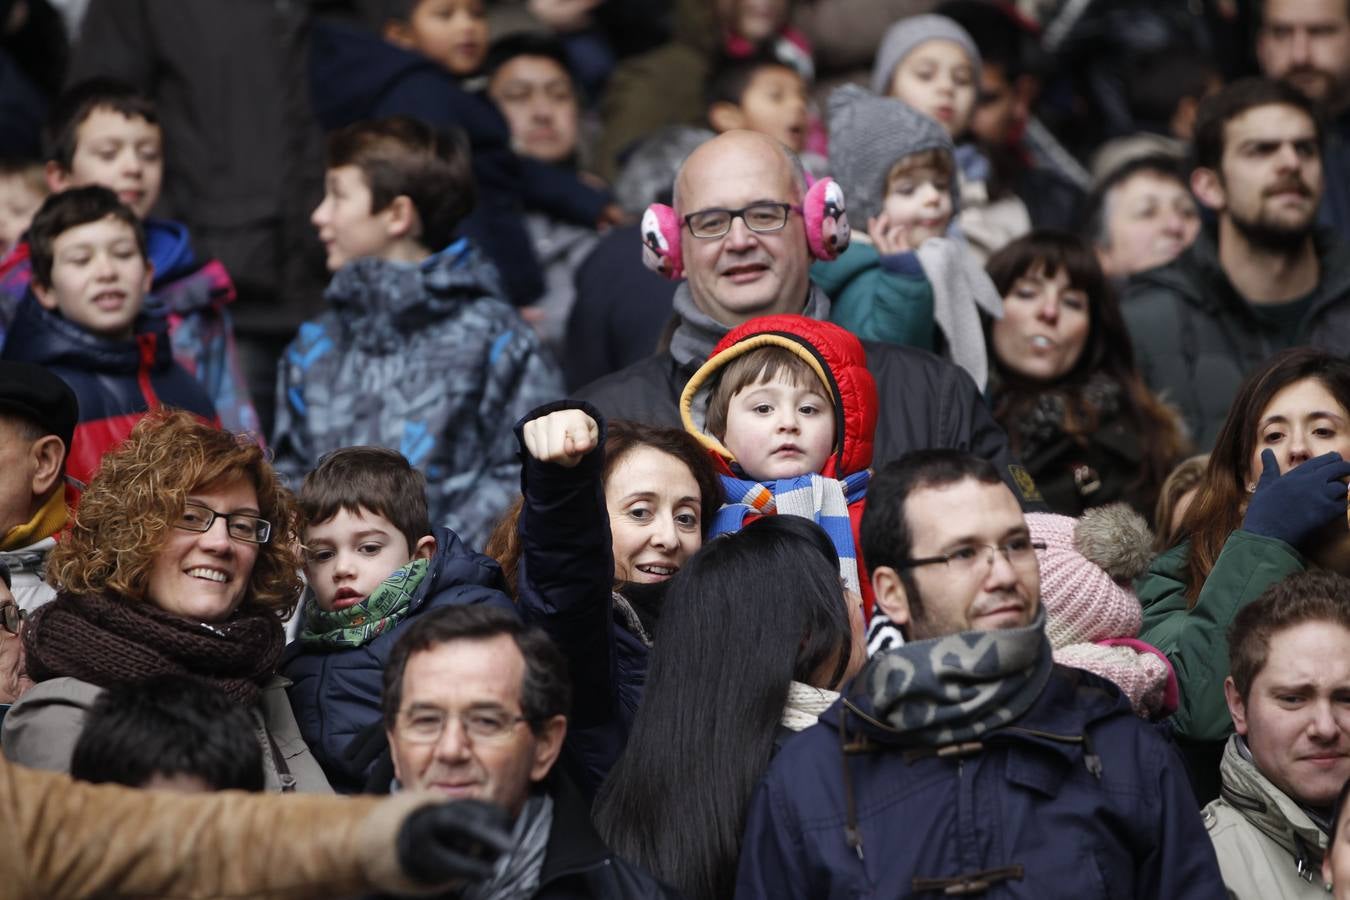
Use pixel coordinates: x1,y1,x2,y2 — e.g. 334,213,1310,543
641,176,851,281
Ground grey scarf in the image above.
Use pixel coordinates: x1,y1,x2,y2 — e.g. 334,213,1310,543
846,608,1053,746
464,794,554,900
667,282,833,369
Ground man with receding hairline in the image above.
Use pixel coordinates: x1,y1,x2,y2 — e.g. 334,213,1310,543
574,130,1038,506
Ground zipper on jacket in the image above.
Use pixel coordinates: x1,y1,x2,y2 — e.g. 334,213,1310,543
136,332,162,409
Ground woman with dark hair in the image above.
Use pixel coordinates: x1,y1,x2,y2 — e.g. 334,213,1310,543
593,515,860,900
1,411,328,791
1137,347,1350,800
985,229,1188,520
508,401,725,792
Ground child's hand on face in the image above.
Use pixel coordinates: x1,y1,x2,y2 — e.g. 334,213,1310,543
868,212,913,256
523,408,599,467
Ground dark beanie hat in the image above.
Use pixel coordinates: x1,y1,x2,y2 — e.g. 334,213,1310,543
0,362,79,451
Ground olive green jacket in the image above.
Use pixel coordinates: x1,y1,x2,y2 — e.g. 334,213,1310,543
1136,531,1305,742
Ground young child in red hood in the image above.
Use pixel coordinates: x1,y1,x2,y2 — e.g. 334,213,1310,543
681,314,877,624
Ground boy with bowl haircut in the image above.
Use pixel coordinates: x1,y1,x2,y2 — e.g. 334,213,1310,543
282,445,513,793
0,79,260,438
272,115,563,553
680,314,879,615
0,186,217,489
817,84,1002,391
705,52,811,156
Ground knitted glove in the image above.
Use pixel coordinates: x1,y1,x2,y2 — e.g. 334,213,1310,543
397,799,513,886
1242,449,1350,549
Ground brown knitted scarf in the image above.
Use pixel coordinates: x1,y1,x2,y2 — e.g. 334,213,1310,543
23,592,285,705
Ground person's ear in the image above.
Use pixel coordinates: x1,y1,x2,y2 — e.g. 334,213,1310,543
29,435,64,498
1171,95,1201,143
707,102,747,135
386,728,406,783
870,565,912,629
140,258,155,297
382,19,417,51
1191,166,1226,212
384,195,419,240
529,714,567,782
30,279,57,311
1224,676,1249,736
44,161,71,194
413,534,437,561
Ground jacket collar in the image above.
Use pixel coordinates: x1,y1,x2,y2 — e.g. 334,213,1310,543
6,294,168,373
1134,226,1350,321
1218,735,1329,865
538,774,615,885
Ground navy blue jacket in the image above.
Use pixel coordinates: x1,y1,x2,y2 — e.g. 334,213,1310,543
514,402,650,797
1,295,217,489
308,20,609,307
282,526,515,793
736,664,1225,899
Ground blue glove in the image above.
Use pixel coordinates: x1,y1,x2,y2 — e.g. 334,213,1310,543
1242,449,1350,549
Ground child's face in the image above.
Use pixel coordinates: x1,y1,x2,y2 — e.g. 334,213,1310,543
0,175,45,258
311,165,400,271
53,108,164,219
722,374,835,481
392,0,488,76
888,39,977,138
882,164,953,245
304,506,433,612
32,214,151,341
736,66,809,153
717,0,790,42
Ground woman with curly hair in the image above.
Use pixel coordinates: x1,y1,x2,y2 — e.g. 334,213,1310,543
985,230,1189,521
1,411,328,792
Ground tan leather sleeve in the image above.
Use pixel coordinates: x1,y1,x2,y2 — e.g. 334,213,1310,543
2,758,438,900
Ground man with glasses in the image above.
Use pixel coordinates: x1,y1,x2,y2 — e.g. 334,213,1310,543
735,449,1221,899
574,130,1040,507
376,603,677,899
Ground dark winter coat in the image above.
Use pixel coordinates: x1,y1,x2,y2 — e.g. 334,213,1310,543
1123,228,1350,449
281,527,514,793
513,401,647,798
735,664,1225,899
1,296,217,488
271,240,565,551
67,0,329,335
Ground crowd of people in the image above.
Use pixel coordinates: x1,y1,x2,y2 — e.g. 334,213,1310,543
2,0,1350,897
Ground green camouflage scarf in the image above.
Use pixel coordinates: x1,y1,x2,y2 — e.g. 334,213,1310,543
300,558,430,649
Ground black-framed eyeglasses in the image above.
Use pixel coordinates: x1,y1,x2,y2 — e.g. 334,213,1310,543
175,502,273,544
1,602,24,635
900,539,1046,576
397,707,531,745
683,202,801,239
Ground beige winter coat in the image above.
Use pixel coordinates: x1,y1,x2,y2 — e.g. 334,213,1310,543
1203,735,1329,900
2,675,332,793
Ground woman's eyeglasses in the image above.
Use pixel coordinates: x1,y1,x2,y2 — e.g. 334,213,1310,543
174,503,273,544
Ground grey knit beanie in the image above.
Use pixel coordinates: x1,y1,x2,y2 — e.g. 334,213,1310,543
870,14,982,97
827,83,957,225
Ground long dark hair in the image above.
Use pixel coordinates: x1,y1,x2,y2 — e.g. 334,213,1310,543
1180,348,1350,605
985,230,1188,509
592,516,852,900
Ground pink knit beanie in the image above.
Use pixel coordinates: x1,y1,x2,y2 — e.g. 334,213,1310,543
1026,505,1154,648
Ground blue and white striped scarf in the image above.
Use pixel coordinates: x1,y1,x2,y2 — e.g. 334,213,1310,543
712,470,870,592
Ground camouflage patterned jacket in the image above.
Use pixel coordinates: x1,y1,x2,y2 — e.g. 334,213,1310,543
271,240,564,550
